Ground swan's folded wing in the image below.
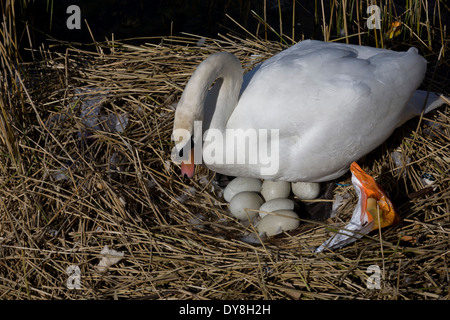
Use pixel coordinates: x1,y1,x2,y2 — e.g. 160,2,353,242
227,41,427,181
231,41,426,135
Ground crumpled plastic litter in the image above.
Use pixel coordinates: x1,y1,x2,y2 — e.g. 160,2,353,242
316,162,400,253
391,150,411,178
76,88,105,133
96,245,125,272
75,87,129,138
50,88,129,181
103,112,129,133
54,166,69,181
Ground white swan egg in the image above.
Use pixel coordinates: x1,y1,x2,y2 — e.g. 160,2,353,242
229,191,264,220
291,182,321,200
259,198,295,218
224,177,262,202
257,210,300,236
260,180,291,201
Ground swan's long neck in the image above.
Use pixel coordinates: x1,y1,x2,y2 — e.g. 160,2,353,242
173,52,243,140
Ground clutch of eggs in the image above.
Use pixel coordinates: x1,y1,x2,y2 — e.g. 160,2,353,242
256,210,299,236
223,177,262,202
224,177,320,237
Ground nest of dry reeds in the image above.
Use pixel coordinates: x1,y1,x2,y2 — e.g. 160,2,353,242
0,33,449,300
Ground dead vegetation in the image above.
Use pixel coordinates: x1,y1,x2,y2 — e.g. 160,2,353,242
0,1,449,300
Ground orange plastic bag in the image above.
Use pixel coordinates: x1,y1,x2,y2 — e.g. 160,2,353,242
316,162,400,252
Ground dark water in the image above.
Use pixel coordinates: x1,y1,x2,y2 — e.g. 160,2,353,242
19,0,323,51
15,0,449,60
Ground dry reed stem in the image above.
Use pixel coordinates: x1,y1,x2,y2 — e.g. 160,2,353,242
0,33,449,300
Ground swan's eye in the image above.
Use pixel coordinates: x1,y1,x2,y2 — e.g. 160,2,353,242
177,136,194,159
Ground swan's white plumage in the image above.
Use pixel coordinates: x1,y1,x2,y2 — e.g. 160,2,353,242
173,40,447,182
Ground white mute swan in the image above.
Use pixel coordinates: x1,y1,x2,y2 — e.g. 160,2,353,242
172,40,447,182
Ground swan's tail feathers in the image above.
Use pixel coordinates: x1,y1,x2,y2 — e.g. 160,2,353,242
407,90,449,116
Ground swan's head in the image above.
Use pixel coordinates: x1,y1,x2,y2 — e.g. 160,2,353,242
171,62,209,179
172,52,243,179
172,109,196,179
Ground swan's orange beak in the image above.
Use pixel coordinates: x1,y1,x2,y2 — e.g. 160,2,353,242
350,162,400,231
181,148,195,179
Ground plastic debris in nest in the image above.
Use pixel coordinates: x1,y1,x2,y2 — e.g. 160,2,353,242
77,87,105,136
196,37,206,47
104,112,129,133
316,162,400,253
174,186,197,204
330,193,349,218
421,173,435,186
422,118,446,139
407,172,437,199
75,87,129,139
391,149,411,178
53,166,70,181
51,160,75,182
96,245,125,273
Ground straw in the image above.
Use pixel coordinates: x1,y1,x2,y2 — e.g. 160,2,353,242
0,5,449,300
